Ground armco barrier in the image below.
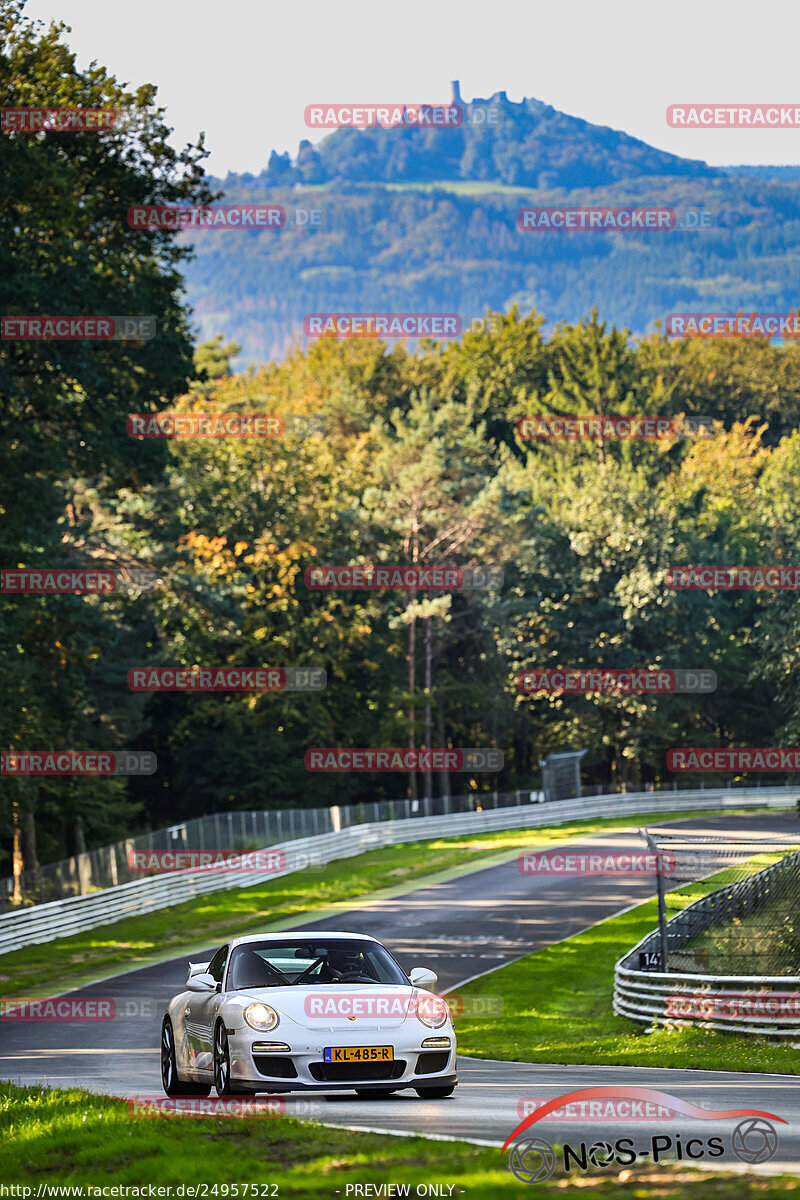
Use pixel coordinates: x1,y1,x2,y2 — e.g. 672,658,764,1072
615,840,800,1037
614,967,800,1037
1,788,797,955
7,792,548,909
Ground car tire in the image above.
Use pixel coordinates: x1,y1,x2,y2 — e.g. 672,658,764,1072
161,1016,211,1097
213,1020,250,1096
414,1085,455,1099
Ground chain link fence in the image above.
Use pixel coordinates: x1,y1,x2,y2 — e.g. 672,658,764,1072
5,778,797,913
1,788,543,911
642,829,800,976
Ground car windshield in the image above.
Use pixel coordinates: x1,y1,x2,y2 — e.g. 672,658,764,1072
226,938,408,990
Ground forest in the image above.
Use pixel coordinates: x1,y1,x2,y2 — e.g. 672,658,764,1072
2,0,800,877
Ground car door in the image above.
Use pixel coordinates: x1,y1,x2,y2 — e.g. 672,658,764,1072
186,944,228,1075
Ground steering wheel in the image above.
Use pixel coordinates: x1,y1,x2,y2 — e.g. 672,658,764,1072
292,955,325,986
334,971,376,983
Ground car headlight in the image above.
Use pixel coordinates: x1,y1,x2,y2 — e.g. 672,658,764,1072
243,1003,279,1032
415,995,449,1028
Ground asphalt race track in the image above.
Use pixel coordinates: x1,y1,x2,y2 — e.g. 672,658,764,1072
2,812,800,1172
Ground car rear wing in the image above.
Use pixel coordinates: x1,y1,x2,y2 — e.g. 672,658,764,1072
187,960,210,984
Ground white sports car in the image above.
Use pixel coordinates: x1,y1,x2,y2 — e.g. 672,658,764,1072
161,931,457,1098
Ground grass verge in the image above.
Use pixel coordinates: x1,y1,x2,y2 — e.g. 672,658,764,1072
455,870,800,1074
3,1082,798,1197
1,808,742,996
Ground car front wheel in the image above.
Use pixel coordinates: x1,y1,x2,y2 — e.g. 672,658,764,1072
161,1016,210,1097
414,1085,455,1099
213,1021,250,1096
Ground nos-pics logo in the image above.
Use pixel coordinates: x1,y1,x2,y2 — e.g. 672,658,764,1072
504,1087,782,1182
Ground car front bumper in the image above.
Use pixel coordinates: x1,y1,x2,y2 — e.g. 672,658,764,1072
227,1027,458,1092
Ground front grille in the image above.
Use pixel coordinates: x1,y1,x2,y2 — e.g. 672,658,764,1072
309,1059,407,1083
253,1055,298,1079
415,1052,450,1075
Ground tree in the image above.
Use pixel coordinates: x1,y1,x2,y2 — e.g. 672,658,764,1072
0,0,213,873
363,388,510,799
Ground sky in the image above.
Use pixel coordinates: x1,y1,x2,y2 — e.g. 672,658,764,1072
21,0,800,177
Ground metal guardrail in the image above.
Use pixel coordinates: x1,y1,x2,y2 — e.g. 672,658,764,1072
0,804,541,954
615,838,800,1037
2,789,542,909
1,786,796,956
614,967,800,1037
6,777,793,910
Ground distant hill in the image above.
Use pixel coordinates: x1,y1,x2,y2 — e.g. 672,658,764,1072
720,165,800,181
180,87,800,365
258,84,714,191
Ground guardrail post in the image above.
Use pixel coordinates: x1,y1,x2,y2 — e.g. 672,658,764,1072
643,831,669,971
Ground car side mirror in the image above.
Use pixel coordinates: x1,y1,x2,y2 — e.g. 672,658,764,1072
187,972,217,993
408,967,438,992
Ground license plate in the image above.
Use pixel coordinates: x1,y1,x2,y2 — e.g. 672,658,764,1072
324,1046,394,1063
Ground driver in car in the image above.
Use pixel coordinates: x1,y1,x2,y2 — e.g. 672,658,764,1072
321,948,371,982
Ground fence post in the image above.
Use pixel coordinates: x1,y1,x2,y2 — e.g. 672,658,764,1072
643,832,669,971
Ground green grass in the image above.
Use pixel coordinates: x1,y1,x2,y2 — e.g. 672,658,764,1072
1,808,741,997
455,869,800,1075
3,1082,798,1197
